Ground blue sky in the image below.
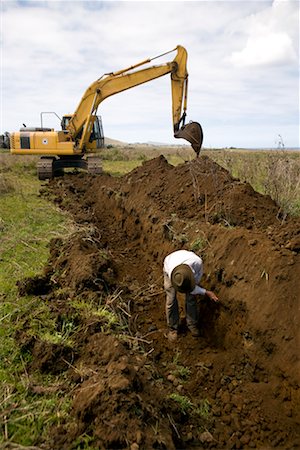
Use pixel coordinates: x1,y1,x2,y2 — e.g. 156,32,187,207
1,0,299,148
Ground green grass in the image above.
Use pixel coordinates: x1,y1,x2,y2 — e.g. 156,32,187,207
102,159,145,176
1,381,72,445
71,297,121,331
170,350,191,382
190,237,207,252
1,180,68,287
195,399,211,419
169,393,211,420
171,365,191,381
169,393,194,415
0,161,74,446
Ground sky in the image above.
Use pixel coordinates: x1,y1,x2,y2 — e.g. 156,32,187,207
1,0,299,148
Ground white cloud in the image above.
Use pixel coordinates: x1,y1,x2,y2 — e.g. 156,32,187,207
230,0,298,67
1,0,299,148
231,32,296,67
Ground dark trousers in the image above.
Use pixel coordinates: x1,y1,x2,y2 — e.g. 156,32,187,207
164,271,198,330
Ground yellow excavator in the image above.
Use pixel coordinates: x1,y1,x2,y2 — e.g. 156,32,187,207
8,45,203,179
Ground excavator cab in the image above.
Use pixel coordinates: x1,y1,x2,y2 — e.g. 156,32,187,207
62,115,104,149
61,115,71,130
174,121,203,156
89,115,104,148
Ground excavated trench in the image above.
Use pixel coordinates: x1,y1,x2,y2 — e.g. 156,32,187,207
19,156,300,449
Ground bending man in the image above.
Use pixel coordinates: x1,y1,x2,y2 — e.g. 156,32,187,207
163,249,219,342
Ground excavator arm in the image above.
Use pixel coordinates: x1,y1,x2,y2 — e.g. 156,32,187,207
67,46,203,155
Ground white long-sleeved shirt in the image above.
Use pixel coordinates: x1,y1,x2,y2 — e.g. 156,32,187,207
163,250,206,296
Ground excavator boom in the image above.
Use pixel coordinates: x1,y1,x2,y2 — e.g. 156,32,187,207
68,45,203,154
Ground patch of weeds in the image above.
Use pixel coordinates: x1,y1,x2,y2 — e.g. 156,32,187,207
10,297,77,348
170,351,191,382
209,149,300,218
163,221,188,244
195,399,211,419
172,365,191,381
100,147,129,161
72,292,128,334
39,318,77,347
71,297,102,316
172,350,181,366
169,393,193,415
72,298,118,326
73,433,97,449
211,210,235,228
190,237,206,252
105,290,131,333
98,307,119,329
169,394,211,420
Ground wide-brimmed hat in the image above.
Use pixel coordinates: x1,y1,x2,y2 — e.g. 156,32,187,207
171,264,195,293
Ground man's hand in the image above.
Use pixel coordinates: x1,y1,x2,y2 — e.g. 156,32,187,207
206,290,219,302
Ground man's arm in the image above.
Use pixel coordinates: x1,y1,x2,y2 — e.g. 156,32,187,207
191,286,219,302
206,290,219,302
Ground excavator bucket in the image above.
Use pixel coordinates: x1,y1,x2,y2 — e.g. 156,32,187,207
174,121,203,156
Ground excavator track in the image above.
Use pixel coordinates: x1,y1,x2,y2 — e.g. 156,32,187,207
37,157,55,180
87,157,103,175
37,156,102,180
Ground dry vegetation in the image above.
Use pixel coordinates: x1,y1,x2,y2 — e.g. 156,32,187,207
207,149,300,218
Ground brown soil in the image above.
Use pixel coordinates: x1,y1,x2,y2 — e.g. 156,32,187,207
19,156,300,449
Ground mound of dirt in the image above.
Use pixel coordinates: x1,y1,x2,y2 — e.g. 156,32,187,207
51,334,177,450
19,155,300,449
45,233,118,293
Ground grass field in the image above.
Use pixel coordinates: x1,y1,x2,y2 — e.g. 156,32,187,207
0,146,299,445
0,153,75,445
